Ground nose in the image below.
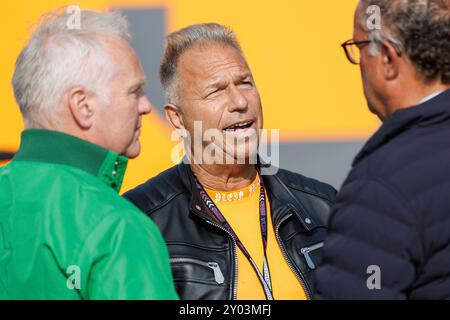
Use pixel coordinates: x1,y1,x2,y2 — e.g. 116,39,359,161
139,95,153,115
227,85,248,113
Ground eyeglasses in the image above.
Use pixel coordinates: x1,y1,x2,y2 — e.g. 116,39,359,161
341,38,402,65
341,39,372,65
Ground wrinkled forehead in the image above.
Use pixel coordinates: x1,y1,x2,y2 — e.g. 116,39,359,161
177,43,251,86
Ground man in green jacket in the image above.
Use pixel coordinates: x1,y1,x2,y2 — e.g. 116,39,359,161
0,9,178,300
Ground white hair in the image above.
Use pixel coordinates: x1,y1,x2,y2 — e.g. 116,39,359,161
12,8,131,128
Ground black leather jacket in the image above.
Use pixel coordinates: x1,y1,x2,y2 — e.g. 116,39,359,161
123,163,336,300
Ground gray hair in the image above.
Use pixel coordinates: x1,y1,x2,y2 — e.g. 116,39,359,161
360,0,403,56
159,23,243,105
12,8,131,128
360,0,450,83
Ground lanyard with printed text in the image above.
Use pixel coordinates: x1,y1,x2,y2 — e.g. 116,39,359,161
194,174,274,300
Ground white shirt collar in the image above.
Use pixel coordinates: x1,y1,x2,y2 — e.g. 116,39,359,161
419,90,445,104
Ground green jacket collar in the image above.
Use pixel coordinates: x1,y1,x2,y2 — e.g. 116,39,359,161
14,129,128,192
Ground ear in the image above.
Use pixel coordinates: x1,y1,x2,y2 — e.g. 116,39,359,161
67,86,94,129
164,103,186,135
380,40,401,81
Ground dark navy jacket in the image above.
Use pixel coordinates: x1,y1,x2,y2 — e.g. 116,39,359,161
315,89,450,299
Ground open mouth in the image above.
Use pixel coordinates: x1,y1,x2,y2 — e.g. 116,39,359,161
223,120,254,132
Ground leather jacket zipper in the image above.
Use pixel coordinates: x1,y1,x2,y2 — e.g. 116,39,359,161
195,208,313,300
275,212,313,300
170,258,225,284
204,220,239,300
300,242,324,270
191,208,238,300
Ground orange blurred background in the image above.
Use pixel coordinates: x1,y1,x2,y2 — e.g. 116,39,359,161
0,0,379,189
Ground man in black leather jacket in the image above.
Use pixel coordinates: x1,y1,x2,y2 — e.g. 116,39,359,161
124,23,336,300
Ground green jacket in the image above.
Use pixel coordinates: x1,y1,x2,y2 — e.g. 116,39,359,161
0,129,178,300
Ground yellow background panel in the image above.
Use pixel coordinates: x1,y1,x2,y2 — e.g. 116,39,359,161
0,0,379,190
173,0,379,140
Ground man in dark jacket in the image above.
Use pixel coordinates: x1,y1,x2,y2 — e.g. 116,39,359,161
315,0,450,299
124,23,336,300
